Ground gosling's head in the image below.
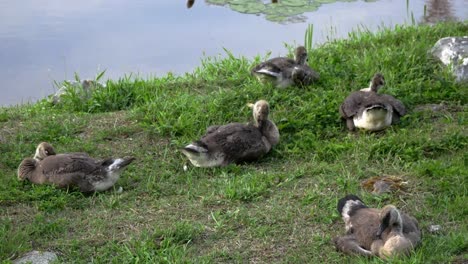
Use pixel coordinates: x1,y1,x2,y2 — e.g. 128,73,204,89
81,79,96,91
34,142,56,161
377,205,403,237
370,73,385,92
294,46,308,65
247,100,270,123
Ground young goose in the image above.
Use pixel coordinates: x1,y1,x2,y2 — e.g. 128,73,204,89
339,73,406,131
334,195,421,258
18,142,135,192
181,100,279,167
251,46,319,88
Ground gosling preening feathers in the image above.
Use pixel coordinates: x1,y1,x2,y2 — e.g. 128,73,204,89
251,46,319,88
334,194,421,259
181,100,279,167
18,142,135,192
33,142,56,160
339,73,406,131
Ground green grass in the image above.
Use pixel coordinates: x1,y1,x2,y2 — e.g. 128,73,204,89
0,22,467,263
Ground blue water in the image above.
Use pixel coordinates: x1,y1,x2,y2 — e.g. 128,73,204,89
0,0,466,106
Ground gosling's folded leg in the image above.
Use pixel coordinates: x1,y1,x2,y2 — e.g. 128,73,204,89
334,235,374,257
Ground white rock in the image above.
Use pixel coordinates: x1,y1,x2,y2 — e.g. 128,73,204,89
428,224,442,233
13,251,58,264
431,36,468,82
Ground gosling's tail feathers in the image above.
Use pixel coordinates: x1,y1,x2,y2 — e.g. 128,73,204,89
181,141,219,167
106,157,135,171
182,141,208,155
337,194,367,218
254,68,281,78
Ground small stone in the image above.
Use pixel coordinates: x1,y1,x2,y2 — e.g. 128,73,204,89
428,224,442,233
183,164,188,172
13,251,58,264
116,186,123,193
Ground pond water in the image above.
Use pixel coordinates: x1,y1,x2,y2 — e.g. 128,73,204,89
0,0,467,106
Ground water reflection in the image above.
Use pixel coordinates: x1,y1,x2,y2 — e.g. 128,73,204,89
204,0,324,23
187,0,278,9
422,0,456,24
0,0,467,106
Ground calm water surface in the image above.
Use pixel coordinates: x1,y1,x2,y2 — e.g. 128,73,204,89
0,0,467,106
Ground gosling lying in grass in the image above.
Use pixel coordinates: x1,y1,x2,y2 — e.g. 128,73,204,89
251,46,319,88
18,142,134,192
334,194,421,259
181,100,279,167
339,73,406,131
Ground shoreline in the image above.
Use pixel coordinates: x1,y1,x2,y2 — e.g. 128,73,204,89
1,21,467,263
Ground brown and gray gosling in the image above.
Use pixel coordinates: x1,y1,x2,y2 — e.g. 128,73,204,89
251,46,319,88
18,142,134,192
181,100,279,167
334,194,421,259
339,73,406,131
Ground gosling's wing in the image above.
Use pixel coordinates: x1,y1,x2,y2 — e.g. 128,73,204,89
379,94,407,116
402,213,422,247
202,123,267,162
39,155,104,186
251,57,296,76
340,91,370,118
292,65,320,86
348,208,381,250
59,152,90,157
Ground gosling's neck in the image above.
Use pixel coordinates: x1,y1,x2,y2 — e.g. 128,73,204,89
296,54,307,65
34,149,43,160
253,114,269,129
259,119,279,146
369,81,382,93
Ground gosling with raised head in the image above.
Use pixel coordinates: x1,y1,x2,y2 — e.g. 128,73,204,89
181,100,279,167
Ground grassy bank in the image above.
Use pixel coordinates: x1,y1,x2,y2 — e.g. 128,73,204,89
1,22,467,263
